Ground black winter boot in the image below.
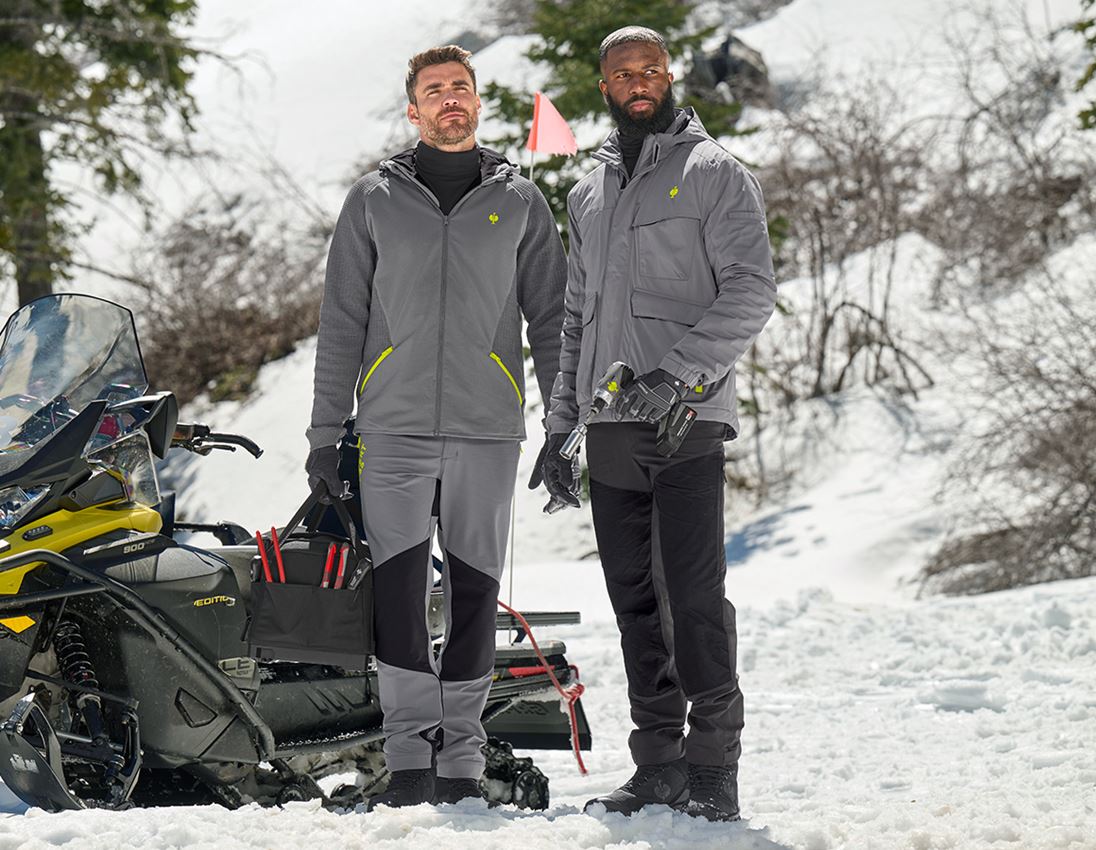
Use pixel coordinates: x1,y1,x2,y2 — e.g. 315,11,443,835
434,777,485,805
365,768,436,811
685,764,740,822
583,758,689,815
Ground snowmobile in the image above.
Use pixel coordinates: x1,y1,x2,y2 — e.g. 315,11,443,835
0,293,590,813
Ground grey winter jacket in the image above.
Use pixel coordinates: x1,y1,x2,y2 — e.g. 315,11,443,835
307,147,566,450
545,108,776,438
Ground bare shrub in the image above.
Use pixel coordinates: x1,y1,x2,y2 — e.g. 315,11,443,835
732,3,1094,510
750,81,934,401
919,5,1096,297
920,271,1096,595
130,193,330,404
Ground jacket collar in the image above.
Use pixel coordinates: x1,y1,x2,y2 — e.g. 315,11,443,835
593,107,709,172
383,143,516,185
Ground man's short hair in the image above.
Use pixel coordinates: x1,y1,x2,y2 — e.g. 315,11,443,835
405,45,477,104
599,26,670,67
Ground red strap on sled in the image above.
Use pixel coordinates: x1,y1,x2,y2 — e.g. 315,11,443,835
496,599,587,775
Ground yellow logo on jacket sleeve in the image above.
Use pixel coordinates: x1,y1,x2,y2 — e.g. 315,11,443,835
489,213,500,224
669,186,679,199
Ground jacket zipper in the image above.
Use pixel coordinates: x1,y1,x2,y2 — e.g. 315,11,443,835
489,351,524,407
385,162,510,436
586,147,663,418
359,346,394,395
435,215,449,434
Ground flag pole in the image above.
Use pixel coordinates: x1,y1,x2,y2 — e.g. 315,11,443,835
529,148,535,184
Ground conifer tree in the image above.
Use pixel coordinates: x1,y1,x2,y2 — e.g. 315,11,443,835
1078,0,1096,129
0,1,201,304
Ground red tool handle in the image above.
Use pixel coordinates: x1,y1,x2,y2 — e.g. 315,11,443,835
254,531,274,583
270,527,287,583
333,543,349,590
321,543,336,588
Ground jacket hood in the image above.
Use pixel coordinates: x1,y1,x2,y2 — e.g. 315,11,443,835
383,143,516,184
593,107,710,168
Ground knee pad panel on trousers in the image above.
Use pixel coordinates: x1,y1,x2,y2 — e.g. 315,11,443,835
373,539,434,673
439,552,500,682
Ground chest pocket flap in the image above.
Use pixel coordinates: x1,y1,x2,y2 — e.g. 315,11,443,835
633,209,701,281
631,288,709,327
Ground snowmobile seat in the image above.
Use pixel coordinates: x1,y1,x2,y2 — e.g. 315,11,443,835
102,544,228,585
199,545,258,603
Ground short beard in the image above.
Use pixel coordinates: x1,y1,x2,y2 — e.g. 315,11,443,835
606,87,676,137
421,107,478,147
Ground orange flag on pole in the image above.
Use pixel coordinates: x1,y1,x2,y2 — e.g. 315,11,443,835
526,91,577,155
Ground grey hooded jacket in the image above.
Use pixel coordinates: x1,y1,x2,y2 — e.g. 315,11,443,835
545,108,776,438
307,147,566,450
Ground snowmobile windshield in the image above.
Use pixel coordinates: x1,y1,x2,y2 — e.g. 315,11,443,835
0,294,148,454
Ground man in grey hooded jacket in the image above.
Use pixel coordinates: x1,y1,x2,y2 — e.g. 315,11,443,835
307,45,566,810
537,27,776,822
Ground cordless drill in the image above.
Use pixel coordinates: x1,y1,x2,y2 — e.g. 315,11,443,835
543,361,699,513
544,362,634,514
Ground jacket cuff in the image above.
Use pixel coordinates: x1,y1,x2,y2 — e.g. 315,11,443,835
656,354,704,391
544,412,577,436
305,424,344,453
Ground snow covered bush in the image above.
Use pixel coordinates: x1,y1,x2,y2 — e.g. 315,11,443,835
744,82,935,414
922,264,1096,595
921,5,1096,298
131,194,330,403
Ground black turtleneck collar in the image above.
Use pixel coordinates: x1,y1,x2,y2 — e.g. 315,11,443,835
414,141,482,215
619,108,677,178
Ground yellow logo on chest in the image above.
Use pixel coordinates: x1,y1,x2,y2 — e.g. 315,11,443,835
489,213,500,224
669,186,679,199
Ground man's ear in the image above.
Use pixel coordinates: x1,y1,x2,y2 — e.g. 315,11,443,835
407,102,420,126
668,71,675,83
598,79,607,97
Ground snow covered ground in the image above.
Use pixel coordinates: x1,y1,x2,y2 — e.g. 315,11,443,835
5,574,1096,849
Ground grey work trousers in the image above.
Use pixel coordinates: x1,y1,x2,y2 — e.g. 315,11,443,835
357,433,519,778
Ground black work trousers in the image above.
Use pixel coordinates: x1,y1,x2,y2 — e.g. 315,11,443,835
586,421,743,768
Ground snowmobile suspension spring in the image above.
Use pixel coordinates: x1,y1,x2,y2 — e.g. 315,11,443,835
53,620,101,691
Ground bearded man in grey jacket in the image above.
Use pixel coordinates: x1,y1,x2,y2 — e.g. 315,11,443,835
535,27,777,822
306,45,566,810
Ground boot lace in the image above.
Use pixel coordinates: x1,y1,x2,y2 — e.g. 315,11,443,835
440,778,481,797
688,765,732,797
622,763,673,792
385,769,429,793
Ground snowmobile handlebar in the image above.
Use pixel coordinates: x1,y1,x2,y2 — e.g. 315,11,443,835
171,423,264,458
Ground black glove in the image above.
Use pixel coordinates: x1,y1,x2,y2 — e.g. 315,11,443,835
529,432,580,509
305,445,347,503
617,368,690,423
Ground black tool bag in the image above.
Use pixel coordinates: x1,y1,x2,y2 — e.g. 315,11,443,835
246,489,374,669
